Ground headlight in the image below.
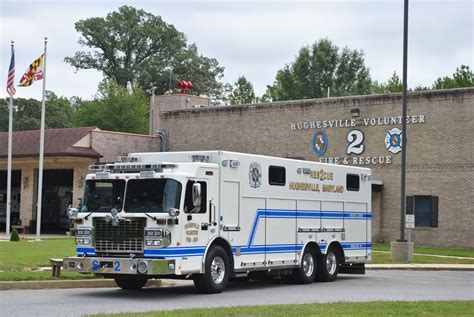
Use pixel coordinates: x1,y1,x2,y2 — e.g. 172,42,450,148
76,227,93,245
76,238,91,245
76,227,92,237
145,228,171,248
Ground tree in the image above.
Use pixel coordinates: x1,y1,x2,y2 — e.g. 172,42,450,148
72,80,149,134
372,71,403,93
229,76,256,105
433,65,474,89
0,92,74,132
265,39,372,101
65,5,225,100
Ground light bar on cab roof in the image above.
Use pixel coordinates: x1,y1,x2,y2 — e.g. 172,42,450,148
89,162,177,173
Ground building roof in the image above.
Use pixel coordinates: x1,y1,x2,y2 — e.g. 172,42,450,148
0,126,101,158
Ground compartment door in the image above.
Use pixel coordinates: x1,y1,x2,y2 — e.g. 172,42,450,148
265,198,297,265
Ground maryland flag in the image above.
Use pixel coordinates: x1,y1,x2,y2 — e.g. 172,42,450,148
19,54,44,87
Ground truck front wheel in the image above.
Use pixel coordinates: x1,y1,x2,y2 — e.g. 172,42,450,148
193,246,230,293
114,275,148,290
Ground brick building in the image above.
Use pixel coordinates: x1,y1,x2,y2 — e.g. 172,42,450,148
0,127,160,232
150,88,474,249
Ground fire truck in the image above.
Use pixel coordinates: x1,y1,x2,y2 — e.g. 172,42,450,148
64,151,372,293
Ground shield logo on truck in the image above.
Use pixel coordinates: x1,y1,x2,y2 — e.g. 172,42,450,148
249,162,262,188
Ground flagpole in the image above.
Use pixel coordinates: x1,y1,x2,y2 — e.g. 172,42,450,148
6,41,14,239
35,37,47,241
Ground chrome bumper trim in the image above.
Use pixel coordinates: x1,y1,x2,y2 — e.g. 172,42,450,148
63,256,175,275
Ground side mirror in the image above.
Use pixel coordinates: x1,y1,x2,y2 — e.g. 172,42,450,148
192,183,202,210
168,208,180,217
67,207,78,219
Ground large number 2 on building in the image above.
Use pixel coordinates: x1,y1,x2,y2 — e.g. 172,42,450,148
347,130,365,154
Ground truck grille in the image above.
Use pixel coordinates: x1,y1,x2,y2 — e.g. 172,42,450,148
93,217,145,256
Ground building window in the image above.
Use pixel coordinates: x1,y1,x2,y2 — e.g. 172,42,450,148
406,195,439,228
269,166,286,186
346,174,360,191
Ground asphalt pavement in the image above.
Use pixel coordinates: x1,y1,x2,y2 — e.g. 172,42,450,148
1,270,473,317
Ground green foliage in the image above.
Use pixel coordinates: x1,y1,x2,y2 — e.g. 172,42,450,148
373,71,403,93
372,65,472,94
433,65,474,89
65,5,225,101
229,76,256,105
265,39,372,101
72,80,149,134
9,229,20,242
0,91,74,132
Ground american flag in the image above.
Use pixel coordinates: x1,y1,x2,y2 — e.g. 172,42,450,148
6,46,16,95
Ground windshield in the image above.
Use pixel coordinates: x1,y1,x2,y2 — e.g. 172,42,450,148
81,180,125,213
124,179,182,213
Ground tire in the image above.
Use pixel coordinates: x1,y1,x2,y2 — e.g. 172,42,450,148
193,246,230,293
114,275,148,290
292,248,317,284
316,246,340,282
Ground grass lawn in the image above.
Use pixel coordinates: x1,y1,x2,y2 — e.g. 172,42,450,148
94,301,474,317
371,243,474,264
373,243,474,258
0,238,92,281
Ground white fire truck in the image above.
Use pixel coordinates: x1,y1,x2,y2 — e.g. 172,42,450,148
64,151,372,293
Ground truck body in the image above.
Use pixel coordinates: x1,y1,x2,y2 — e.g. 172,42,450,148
64,151,372,293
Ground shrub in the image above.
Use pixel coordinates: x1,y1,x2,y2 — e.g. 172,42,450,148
10,229,20,242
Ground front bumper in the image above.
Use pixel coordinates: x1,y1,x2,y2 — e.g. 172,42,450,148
63,256,176,275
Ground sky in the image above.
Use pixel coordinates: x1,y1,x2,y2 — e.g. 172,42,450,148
0,0,472,101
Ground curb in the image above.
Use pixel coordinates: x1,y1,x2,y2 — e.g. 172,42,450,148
366,264,474,271
0,279,168,291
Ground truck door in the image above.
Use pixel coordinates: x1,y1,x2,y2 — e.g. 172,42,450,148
181,168,219,254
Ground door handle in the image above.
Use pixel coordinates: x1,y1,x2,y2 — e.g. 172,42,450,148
210,201,217,226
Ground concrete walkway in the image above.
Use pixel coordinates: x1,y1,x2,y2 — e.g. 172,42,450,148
372,250,474,260
366,263,474,270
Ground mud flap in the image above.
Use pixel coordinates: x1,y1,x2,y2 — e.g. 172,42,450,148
339,263,365,274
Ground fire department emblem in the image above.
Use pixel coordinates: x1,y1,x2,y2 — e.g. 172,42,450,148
249,162,262,188
312,130,328,156
385,128,403,154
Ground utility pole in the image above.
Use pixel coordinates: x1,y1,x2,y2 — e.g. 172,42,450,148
399,0,409,242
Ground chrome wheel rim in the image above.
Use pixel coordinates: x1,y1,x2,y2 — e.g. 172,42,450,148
326,252,337,275
302,253,315,277
211,256,225,284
